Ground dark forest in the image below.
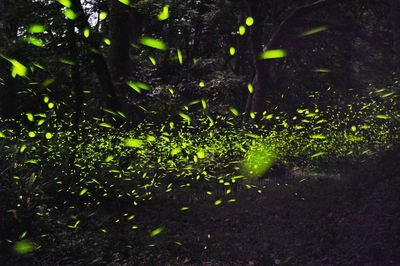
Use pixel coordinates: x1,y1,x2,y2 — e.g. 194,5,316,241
1,0,400,265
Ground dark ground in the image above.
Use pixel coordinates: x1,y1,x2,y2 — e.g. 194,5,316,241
3,151,400,266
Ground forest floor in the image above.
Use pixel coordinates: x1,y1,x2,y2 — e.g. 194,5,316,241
5,161,400,266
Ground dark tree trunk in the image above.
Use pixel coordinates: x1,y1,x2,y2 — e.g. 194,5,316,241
109,0,133,81
0,0,19,122
244,0,334,122
67,20,83,132
391,0,400,67
69,0,124,123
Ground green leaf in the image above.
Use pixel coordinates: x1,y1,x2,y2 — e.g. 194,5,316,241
260,49,286,59
138,37,167,50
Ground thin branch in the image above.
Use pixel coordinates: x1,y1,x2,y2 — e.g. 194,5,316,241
265,0,335,50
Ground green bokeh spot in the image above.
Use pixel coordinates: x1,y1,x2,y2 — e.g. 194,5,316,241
14,240,34,254
242,144,277,178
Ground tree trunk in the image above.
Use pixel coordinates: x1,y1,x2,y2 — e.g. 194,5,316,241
245,0,334,121
0,0,18,122
67,20,83,132
391,0,400,67
69,0,124,122
109,0,135,81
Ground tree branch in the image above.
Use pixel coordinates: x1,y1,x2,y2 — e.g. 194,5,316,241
265,0,335,50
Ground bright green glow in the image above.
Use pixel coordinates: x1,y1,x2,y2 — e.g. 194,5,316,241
242,144,277,178
376,114,389,119
239,25,246,35
247,83,254,94
315,68,331,73
171,147,182,156
229,107,239,116
57,0,71,8
100,39,110,46
13,240,34,254
83,28,90,38
179,112,191,123
100,12,108,21
149,56,156,65
229,47,236,56
310,134,326,139
197,150,205,159
28,132,36,138
150,227,163,237
45,132,53,139
65,9,77,20
138,37,167,50
3,58,28,77
301,26,328,36
199,81,205,87
79,188,88,196
59,58,75,65
157,5,170,21
214,199,222,205
118,0,130,5
26,113,34,122
124,138,143,148
201,99,207,109
245,17,254,26
311,152,326,158
0,132,6,138
127,81,141,93
28,24,45,33
259,49,287,59
25,37,44,47
177,49,183,64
